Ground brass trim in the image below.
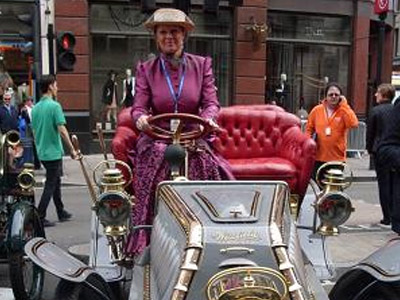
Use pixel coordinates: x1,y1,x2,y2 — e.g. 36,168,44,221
251,190,261,216
158,185,203,300
289,194,300,217
195,191,220,217
206,266,289,300
195,190,260,219
143,264,151,300
0,130,20,178
269,184,306,300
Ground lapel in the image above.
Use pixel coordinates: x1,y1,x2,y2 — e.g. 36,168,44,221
0,105,9,116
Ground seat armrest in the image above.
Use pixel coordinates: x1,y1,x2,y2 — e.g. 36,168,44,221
278,127,316,198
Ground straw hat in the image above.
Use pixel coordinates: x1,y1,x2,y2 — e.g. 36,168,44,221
144,8,195,32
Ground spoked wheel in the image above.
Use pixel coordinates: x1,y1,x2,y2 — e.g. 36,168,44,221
55,275,117,300
329,270,400,300
8,207,45,300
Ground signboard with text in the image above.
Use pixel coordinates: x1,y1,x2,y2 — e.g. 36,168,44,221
374,0,390,15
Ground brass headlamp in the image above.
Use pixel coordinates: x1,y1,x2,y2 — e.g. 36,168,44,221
92,160,133,237
17,163,35,191
315,162,354,236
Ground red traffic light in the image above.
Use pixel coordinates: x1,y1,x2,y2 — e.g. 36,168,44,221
58,32,75,51
57,31,76,71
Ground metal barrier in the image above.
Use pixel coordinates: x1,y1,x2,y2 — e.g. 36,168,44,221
300,120,366,158
346,121,366,158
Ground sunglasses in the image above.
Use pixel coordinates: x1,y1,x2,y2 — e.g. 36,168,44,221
328,93,340,97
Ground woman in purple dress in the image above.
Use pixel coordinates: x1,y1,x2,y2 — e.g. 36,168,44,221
126,8,234,256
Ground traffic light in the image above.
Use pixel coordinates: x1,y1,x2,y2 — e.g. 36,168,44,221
56,31,76,71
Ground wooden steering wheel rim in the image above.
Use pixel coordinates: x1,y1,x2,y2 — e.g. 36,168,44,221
145,113,211,141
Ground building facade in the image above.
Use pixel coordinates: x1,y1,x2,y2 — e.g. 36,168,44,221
0,0,395,152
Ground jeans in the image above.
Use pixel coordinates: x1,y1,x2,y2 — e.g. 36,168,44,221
38,159,64,219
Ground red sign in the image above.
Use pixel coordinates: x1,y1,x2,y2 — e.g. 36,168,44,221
374,0,389,14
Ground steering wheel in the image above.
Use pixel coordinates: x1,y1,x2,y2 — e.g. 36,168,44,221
145,113,213,141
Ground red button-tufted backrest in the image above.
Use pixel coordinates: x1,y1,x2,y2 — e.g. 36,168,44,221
215,108,301,159
111,107,138,166
229,104,285,113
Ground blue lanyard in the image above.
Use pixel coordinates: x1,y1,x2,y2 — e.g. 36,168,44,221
160,56,186,113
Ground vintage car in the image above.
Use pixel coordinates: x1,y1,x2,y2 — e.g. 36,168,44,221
0,130,45,300
23,107,363,300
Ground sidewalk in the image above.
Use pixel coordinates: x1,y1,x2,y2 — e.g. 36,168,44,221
34,154,104,187
347,152,376,182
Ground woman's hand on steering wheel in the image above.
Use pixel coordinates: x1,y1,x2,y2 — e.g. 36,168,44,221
136,115,150,131
200,119,220,133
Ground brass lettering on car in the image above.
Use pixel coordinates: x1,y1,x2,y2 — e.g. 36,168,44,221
211,231,262,244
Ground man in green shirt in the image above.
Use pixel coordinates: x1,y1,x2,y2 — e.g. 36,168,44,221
31,75,78,227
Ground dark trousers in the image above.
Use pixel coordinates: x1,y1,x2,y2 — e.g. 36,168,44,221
38,159,64,220
374,154,392,223
377,146,400,233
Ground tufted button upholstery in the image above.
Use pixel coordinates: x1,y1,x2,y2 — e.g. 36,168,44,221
214,108,315,199
111,106,316,199
228,104,285,113
111,108,138,193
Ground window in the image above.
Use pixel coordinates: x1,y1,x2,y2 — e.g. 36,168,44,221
267,12,351,113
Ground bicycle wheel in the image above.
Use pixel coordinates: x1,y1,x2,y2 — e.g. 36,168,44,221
8,205,45,300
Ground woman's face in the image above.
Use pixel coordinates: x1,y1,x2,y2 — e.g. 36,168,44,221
155,25,185,56
326,86,341,108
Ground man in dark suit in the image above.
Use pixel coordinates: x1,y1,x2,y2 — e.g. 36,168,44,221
0,91,19,134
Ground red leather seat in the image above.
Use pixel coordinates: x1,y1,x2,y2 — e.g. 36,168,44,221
228,104,285,112
214,108,316,199
111,106,316,200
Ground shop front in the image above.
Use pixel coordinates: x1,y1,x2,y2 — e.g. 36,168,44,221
266,12,351,113
0,2,36,104
52,0,394,152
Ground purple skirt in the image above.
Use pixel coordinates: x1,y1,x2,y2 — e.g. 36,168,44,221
125,135,234,256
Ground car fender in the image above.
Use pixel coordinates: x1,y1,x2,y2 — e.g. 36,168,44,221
24,237,99,283
7,199,44,253
341,237,400,282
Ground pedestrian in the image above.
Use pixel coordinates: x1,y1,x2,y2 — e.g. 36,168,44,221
0,90,19,134
376,85,400,235
31,75,78,227
366,83,394,227
306,82,359,180
20,96,41,169
125,8,234,256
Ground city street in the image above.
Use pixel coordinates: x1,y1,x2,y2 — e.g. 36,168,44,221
0,178,395,299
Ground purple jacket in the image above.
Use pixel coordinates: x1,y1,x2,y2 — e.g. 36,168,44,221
131,52,220,124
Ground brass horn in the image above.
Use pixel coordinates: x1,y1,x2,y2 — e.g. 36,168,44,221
0,130,21,178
